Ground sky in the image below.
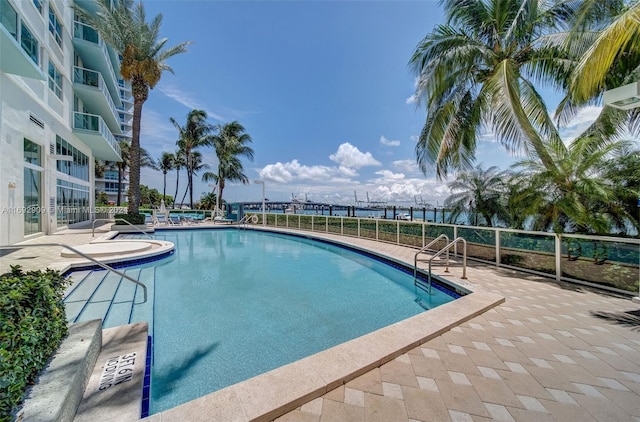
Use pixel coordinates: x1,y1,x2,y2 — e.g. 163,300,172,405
137,0,601,207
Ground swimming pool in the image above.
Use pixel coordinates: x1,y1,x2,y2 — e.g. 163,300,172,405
66,229,460,415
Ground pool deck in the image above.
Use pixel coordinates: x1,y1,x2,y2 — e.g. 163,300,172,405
2,224,640,421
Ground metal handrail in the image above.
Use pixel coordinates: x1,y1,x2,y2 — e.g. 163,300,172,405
414,234,449,284
0,243,147,303
426,237,467,293
92,218,153,238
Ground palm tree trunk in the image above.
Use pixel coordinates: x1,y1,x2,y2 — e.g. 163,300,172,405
180,183,189,208
162,171,167,199
128,96,144,215
188,171,194,208
174,168,180,208
218,178,225,207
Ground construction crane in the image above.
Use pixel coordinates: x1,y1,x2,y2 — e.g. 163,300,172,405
414,195,432,207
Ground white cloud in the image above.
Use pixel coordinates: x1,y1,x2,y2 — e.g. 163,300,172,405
374,169,405,180
392,159,420,175
329,142,381,168
259,160,346,184
380,136,400,147
558,105,601,142
405,94,418,105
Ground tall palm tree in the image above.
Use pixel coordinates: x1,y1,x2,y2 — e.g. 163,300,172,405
409,0,573,178
158,152,174,199
444,166,510,227
172,149,185,208
170,110,214,209
76,0,190,215
205,121,254,209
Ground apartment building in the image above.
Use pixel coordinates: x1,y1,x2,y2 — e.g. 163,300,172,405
0,0,131,245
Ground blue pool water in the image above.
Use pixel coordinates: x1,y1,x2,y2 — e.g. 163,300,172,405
67,229,458,414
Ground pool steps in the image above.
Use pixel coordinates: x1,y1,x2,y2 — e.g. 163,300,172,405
64,267,155,329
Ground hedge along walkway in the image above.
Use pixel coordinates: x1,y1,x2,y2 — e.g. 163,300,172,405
269,231,640,422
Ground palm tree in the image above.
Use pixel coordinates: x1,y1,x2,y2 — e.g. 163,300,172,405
179,150,209,207
76,0,190,215
444,166,510,227
158,152,174,199
569,1,640,103
510,139,633,234
198,191,217,210
409,0,574,178
172,149,185,208
170,110,214,209
204,121,254,209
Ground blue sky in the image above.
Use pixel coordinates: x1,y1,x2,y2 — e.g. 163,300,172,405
138,0,600,207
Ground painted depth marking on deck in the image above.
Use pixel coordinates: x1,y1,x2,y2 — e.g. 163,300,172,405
98,352,137,392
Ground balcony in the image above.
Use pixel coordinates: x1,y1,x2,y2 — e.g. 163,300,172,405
73,66,121,134
0,1,45,80
73,21,121,107
73,112,122,161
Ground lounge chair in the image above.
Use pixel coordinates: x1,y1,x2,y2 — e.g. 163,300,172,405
154,214,169,226
182,215,199,225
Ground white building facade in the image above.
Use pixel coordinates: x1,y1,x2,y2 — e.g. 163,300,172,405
0,0,131,245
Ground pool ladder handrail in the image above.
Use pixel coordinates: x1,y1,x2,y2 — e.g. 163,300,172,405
92,218,153,239
415,236,468,294
414,234,448,294
0,242,147,303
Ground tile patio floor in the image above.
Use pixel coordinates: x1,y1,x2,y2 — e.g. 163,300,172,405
2,226,639,421
274,232,640,422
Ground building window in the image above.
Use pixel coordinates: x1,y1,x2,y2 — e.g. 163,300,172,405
104,182,119,193
1,1,18,40
23,139,43,235
24,138,42,166
104,170,119,180
56,135,89,181
48,61,63,99
33,0,43,14
24,168,42,235
48,6,62,47
20,22,39,65
56,179,90,225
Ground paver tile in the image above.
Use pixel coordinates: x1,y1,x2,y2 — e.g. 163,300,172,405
380,358,419,388
345,368,383,395
537,399,598,422
467,374,522,408
437,380,491,418
319,398,364,422
363,392,407,422
402,386,450,422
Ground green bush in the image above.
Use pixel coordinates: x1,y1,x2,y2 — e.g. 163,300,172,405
114,213,145,225
0,266,69,421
